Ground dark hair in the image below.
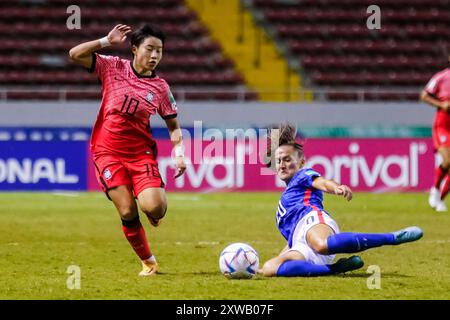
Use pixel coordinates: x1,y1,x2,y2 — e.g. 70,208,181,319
266,123,304,167
130,24,166,48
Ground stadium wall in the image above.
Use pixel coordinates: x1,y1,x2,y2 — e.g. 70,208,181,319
0,101,437,192
0,101,434,128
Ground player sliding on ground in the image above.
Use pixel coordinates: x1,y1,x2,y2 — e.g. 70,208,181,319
69,24,186,276
259,124,423,277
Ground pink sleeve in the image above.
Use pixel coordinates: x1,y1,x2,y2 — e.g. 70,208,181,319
89,53,121,80
425,73,442,96
158,82,178,119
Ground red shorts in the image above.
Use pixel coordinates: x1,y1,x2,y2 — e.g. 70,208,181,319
92,152,165,198
432,124,450,151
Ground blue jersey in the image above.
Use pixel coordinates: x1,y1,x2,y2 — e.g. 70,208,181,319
276,167,325,245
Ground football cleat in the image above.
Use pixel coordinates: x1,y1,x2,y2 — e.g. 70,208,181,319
435,201,448,212
392,226,423,245
139,256,158,276
330,255,364,274
428,187,440,209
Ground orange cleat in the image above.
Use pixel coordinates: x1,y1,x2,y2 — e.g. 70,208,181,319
139,256,158,276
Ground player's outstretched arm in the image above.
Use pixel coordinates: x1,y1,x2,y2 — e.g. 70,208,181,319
68,24,132,68
165,118,186,179
312,177,352,201
420,90,450,112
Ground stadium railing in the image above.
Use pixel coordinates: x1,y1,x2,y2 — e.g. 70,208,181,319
0,87,421,102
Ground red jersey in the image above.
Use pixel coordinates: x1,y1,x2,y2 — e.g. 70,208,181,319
89,53,177,156
425,68,450,128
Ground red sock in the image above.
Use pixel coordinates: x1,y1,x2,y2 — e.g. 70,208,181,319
434,165,448,189
122,222,152,261
440,175,450,201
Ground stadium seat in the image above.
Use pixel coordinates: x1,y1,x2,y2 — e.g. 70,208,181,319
0,1,253,101
251,0,450,100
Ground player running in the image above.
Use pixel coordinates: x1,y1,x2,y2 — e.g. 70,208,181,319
259,124,423,277
421,57,450,212
69,24,186,276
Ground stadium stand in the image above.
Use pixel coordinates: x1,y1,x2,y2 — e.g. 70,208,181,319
2,0,449,102
249,0,450,100
186,0,305,102
0,0,258,101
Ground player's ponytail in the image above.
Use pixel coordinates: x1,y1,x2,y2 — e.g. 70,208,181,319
278,123,297,145
265,123,304,168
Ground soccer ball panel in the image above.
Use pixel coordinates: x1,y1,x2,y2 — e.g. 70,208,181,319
219,243,259,279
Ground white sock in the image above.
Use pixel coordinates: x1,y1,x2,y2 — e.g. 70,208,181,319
144,255,157,263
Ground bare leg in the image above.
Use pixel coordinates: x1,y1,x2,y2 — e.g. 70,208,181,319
108,185,139,221
306,223,335,255
259,249,305,277
108,185,155,272
137,187,167,226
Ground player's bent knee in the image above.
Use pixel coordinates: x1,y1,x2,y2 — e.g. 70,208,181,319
311,240,329,255
440,151,450,168
118,207,138,221
142,203,167,220
442,161,450,170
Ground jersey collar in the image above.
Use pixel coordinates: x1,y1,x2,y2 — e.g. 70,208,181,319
286,169,304,187
130,61,157,79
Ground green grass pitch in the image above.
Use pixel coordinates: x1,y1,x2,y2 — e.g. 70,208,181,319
0,192,449,300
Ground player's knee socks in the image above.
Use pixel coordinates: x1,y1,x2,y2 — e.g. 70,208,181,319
434,165,448,189
276,260,332,277
440,175,450,200
121,216,152,261
327,232,395,254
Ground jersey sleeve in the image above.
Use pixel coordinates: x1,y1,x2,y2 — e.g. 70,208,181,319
424,72,443,96
158,82,178,120
296,168,321,188
87,53,121,80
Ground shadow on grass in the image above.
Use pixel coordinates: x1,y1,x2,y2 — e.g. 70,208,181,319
152,271,220,276
335,272,412,279
144,271,412,279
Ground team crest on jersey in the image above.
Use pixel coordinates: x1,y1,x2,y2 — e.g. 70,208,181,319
146,91,154,103
103,169,112,180
440,135,447,143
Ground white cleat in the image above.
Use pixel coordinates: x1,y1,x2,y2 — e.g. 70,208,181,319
428,187,441,209
435,201,448,212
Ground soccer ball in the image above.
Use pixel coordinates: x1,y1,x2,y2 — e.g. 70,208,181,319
219,242,259,279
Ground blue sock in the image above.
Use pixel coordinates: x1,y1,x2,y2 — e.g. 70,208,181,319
327,232,396,254
276,260,332,277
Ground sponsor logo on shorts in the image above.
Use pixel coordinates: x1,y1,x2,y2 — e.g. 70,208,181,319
103,169,112,180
